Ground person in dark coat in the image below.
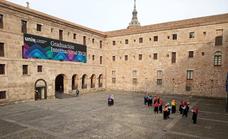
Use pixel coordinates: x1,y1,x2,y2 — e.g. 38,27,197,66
192,105,199,124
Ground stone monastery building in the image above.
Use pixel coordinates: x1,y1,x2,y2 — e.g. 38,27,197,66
0,0,227,102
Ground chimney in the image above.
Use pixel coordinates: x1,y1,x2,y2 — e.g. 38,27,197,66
26,2,30,8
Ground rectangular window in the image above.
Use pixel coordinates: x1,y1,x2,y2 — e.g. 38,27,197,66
0,43,4,57
189,32,195,38
132,70,137,77
0,64,5,74
73,33,76,40
133,78,137,85
172,34,177,40
139,54,142,60
22,65,28,75
139,37,143,43
100,56,102,64
83,36,86,45
92,55,95,61
171,52,176,63
113,41,116,46
112,78,116,84
187,70,193,80
186,86,191,91
157,70,163,79
36,24,42,32
215,36,223,46
125,55,128,61
157,79,162,85
153,53,158,60
112,56,116,61
0,91,6,99
100,41,102,48
214,55,222,66
112,70,116,76
188,51,194,58
59,30,63,40
154,36,158,41
125,39,128,44
0,14,3,28
37,65,42,72
21,20,27,33
92,38,95,43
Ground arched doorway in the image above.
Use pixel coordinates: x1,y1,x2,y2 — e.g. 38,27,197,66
34,79,47,100
91,74,96,88
98,74,103,88
82,74,87,89
55,74,65,98
72,74,79,90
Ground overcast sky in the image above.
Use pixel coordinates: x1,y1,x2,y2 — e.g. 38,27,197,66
8,0,228,31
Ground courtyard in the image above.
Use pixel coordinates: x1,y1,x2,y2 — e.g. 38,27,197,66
0,91,228,139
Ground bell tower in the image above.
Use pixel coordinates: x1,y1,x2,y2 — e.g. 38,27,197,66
128,0,141,29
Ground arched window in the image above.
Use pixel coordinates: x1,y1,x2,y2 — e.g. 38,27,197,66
214,51,222,66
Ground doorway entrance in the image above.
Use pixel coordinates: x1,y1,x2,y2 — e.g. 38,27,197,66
55,74,65,98
34,79,47,100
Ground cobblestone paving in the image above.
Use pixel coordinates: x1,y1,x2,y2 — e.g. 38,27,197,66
0,91,228,139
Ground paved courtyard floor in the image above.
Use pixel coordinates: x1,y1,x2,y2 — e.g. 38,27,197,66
0,91,228,139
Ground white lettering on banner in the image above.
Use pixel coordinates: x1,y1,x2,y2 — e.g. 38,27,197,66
50,41,74,50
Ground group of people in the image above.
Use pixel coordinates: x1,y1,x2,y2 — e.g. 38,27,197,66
144,94,199,124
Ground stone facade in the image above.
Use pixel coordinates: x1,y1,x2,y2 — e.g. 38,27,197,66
0,1,227,102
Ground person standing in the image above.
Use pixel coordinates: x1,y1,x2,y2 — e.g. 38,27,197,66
171,99,176,114
192,105,199,124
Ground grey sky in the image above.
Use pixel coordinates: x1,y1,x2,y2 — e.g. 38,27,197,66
8,0,228,31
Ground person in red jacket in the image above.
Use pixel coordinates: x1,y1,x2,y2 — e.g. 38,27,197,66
192,105,199,124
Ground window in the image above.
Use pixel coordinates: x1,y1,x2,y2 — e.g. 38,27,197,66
139,37,143,43
125,55,128,61
125,39,128,44
112,56,115,61
0,14,3,28
113,41,116,45
171,52,176,63
0,43,4,57
36,24,42,32
83,36,86,45
51,28,54,33
73,34,76,40
21,20,27,33
139,54,142,60
92,38,95,43
186,86,191,91
188,51,194,58
92,55,95,61
214,51,222,66
100,41,102,48
0,91,6,99
154,36,158,41
100,56,102,64
157,70,163,85
132,70,137,77
172,34,177,40
203,32,206,36
59,30,63,40
215,36,223,46
37,65,42,72
112,78,116,84
0,64,5,74
189,32,195,38
133,78,137,85
22,65,28,75
153,53,158,60
112,70,116,76
187,70,193,80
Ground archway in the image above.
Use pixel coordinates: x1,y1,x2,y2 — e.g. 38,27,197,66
55,74,65,98
72,74,79,90
98,74,103,88
91,74,96,88
82,74,87,89
34,79,47,100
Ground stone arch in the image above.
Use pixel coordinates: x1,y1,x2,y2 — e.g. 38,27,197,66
72,74,79,90
81,74,88,89
98,74,103,88
91,74,96,88
55,74,67,98
34,79,47,100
